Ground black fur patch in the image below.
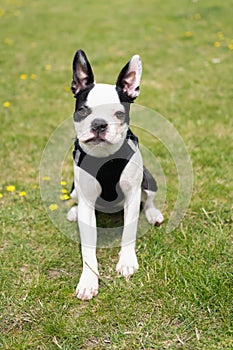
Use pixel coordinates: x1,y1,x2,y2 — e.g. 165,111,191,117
73,84,95,122
72,129,158,211
71,49,94,94
142,166,158,192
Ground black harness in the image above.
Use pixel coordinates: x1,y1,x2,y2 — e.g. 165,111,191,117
73,129,157,211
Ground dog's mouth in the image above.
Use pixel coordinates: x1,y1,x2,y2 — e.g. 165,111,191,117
85,136,108,144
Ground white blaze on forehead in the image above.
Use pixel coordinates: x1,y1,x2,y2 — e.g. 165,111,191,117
87,84,120,107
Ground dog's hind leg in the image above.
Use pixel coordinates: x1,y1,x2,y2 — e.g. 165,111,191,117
141,167,164,226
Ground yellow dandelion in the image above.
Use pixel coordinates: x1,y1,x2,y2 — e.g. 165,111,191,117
60,181,67,186
214,41,221,48
217,32,224,39
42,176,50,181
19,191,26,197
6,185,16,192
0,9,5,17
49,203,59,211
33,184,38,189
228,43,233,50
185,31,193,38
45,64,51,71
3,101,10,108
20,74,27,80
194,13,201,20
60,194,70,201
30,74,37,80
61,188,68,193
64,86,70,92
144,36,151,42
0,193,3,198
4,38,13,45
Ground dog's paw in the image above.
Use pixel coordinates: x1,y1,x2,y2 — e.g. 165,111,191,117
116,248,139,279
67,206,78,222
145,207,164,226
76,268,99,301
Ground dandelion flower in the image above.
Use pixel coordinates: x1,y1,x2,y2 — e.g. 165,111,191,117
20,74,27,80
60,181,67,186
4,38,13,45
228,43,233,50
214,41,221,48
33,184,38,189
6,185,16,192
64,86,70,92
194,13,201,20
49,203,58,211
0,9,5,17
3,101,10,108
144,36,151,42
0,193,3,198
42,176,50,181
19,191,26,197
61,188,68,193
45,64,51,71
30,74,37,79
185,31,193,38
217,32,224,39
60,194,70,201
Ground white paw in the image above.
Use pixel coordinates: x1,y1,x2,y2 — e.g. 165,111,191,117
145,207,164,226
76,268,99,301
116,248,139,278
67,206,78,222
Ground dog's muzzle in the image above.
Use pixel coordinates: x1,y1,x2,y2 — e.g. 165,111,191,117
91,118,108,134
84,118,108,143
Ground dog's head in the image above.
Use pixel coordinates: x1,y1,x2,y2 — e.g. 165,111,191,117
71,49,142,157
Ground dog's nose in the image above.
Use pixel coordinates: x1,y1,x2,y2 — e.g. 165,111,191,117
91,119,108,133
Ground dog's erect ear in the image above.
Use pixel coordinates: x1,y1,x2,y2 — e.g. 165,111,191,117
116,55,142,100
71,49,94,95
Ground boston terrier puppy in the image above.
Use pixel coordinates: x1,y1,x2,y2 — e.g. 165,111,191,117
67,50,164,300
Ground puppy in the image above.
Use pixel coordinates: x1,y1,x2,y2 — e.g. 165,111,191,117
67,50,164,300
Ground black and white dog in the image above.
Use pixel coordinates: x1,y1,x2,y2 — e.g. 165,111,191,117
67,50,164,300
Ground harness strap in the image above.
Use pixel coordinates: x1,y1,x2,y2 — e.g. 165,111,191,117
73,129,137,206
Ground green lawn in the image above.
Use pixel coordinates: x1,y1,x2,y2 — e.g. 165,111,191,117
0,0,232,349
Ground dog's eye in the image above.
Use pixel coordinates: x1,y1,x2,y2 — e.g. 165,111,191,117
115,111,125,120
78,106,91,117
75,106,91,121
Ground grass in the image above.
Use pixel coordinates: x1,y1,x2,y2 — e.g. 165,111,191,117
0,0,232,348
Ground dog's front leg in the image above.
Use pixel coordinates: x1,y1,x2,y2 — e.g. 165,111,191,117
76,198,99,300
116,187,141,278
